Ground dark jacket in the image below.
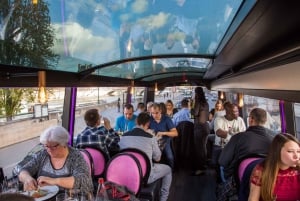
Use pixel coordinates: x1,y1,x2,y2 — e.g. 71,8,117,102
218,126,274,179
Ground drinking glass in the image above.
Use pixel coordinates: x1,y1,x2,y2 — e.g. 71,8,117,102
56,193,67,201
65,189,79,201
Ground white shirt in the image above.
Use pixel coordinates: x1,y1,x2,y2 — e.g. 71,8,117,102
214,116,246,146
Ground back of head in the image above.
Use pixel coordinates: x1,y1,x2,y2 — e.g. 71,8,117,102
250,108,267,125
181,98,189,108
137,112,151,126
194,87,206,103
0,193,34,201
40,126,69,145
84,108,100,127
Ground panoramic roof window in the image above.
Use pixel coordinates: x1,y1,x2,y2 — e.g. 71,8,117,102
0,0,254,81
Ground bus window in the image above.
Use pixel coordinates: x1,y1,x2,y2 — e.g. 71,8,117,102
243,95,281,134
293,103,300,139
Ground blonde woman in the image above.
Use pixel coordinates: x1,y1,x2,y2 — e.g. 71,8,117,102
248,133,300,201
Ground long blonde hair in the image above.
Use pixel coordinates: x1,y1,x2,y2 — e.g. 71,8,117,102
261,133,300,201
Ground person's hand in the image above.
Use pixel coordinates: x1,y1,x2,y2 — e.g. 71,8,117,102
23,176,38,191
156,131,164,138
37,176,56,187
103,117,111,129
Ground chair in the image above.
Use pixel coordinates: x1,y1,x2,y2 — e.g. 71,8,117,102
83,147,109,178
119,148,151,184
174,121,195,170
119,148,161,201
79,149,93,175
235,154,266,201
105,152,142,195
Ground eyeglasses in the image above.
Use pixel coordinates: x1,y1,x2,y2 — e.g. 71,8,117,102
43,143,60,150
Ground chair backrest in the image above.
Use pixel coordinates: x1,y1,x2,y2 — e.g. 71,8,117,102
79,149,93,175
105,153,142,195
119,148,151,184
84,147,108,177
238,157,262,181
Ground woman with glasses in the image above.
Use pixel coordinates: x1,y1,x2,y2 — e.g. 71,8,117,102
17,126,93,194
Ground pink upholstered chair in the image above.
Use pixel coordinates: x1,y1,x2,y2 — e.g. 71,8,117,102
105,153,142,195
238,157,262,181
84,147,108,178
119,148,151,184
79,149,93,175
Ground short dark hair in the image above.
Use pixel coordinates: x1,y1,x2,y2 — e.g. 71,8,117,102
84,109,100,127
137,112,151,126
181,98,189,107
250,108,267,125
124,103,134,111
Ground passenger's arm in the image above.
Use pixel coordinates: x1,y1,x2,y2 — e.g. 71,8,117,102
215,128,229,138
19,170,38,191
157,127,178,137
37,175,75,189
248,183,261,201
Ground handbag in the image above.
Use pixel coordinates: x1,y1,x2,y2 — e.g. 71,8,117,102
96,179,139,201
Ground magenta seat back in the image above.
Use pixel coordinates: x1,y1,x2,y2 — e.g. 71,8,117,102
85,147,106,177
105,153,142,195
238,157,261,181
126,152,147,177
80,150,93,175
119,148,151,184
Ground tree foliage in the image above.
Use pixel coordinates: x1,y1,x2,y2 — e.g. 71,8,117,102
0,0,58,121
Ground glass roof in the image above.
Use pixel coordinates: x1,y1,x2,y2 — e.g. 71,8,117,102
0,0,255,82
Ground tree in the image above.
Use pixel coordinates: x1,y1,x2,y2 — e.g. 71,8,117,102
0,0,58,121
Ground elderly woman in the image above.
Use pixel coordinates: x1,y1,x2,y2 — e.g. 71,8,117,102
18,126,93,194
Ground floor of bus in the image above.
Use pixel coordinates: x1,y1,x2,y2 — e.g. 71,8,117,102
167,166,218,201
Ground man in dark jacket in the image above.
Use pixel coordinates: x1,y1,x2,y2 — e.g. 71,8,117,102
217,108,275,200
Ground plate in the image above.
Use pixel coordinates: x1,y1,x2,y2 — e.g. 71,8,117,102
22,185,59,201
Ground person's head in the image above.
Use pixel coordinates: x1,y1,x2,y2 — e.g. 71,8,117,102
159,102,167,115
194,87,206,103
40,126,69,155
146,101,154,113
223,101,233,119
165,99,174,110
150,103,162,121
248,108,267,126
136,112,151,129
261,133,300,201
214,99,224,111
232,103,239,119
123,103,134,120
84,109,100,127
136,102,145,112
0,193,34,201
181,98,189,108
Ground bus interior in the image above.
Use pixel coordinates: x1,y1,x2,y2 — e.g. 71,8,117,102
0,0,300,200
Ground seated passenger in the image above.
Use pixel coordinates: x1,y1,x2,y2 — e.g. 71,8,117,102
172,98,192,126
114,103,137,133
119,112,172,201
214,102,246,147
75,108,120,157
150,103,178,169
248,133,300,201
134,102,146,116
17,126,93,194
165,99,178,118
217,108,274,200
